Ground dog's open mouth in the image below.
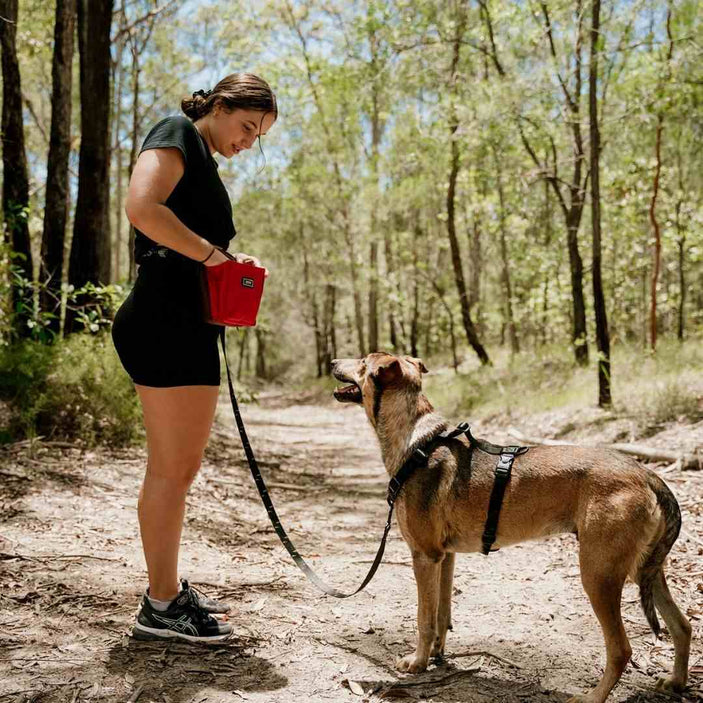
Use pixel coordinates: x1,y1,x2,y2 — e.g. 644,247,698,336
333,374,362,404
333,383,361,403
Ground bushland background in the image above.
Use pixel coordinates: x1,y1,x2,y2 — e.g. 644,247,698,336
1,0,702,431
0,1,702,702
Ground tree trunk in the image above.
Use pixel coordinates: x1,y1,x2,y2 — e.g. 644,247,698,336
39,0,76,336
126,30,141,283
541,175,552,346
410,218,421,358
111,0,127,282
649,117,663,352
236,329,248,380
467,199,481,315
255,328,266,378
66,0,114,333
446,11,490,366
493,144,519,354
589,0,611,407
676,199,685,342
0,0,34,338
430,247,459,374
366,10,383,355
368,240,378,352
301,234,323,377
322,283,336,374
385,233,398,350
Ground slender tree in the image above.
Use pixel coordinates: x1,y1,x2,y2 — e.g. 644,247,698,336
445,1,489,365
589,0,611,407
649,7,674,352
0,0,33,338
39,0,77,335
66,0,114,333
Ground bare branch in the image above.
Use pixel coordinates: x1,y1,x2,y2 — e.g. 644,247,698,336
539,1,576,113
477,0,506,76
111,0,179,43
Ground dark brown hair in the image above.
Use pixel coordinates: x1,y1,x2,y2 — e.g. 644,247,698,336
181,72,277,122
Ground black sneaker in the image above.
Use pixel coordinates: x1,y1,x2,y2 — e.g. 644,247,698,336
184,579,231,615
133,583,232,642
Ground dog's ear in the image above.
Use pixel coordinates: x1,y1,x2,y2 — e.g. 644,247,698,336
407,357,429,374
373,357,402,385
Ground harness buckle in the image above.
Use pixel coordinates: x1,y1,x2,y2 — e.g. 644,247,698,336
495,453,514,475
387,477,401,506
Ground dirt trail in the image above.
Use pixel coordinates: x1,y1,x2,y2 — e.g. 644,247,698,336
1,391,701,703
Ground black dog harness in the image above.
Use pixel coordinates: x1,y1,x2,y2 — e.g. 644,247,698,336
438,422,529,554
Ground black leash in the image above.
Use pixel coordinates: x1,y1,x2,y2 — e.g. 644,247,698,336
220,329,428,598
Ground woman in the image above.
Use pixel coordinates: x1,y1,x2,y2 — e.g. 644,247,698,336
112,73,277,642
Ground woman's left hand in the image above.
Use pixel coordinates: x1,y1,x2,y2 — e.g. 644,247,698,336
232,252,269,277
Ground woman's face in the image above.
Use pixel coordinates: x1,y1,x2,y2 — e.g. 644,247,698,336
210,106,276,158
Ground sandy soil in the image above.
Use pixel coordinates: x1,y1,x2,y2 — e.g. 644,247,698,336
0,390,701,703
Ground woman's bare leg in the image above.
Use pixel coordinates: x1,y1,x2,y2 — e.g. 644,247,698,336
135,384,219,601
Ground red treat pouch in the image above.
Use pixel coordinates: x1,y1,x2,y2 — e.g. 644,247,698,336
202,260,266,327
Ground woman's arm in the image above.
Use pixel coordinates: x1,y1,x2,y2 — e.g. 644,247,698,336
125,147,228,266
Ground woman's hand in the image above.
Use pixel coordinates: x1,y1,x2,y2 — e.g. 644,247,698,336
231,252,269,277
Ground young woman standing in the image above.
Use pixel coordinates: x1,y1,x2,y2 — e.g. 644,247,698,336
112,73,277,642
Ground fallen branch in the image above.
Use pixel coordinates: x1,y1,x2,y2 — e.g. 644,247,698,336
508,428,701,470
390,665,482,689
448,649,522,669
127,685,144,703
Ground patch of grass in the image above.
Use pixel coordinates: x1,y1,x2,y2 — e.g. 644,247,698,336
424,342,593,418
423,333,703,431
0,332,141,447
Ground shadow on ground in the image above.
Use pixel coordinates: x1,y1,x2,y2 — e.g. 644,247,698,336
106,638,288,701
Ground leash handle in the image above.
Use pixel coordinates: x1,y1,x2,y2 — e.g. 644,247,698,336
219,328,394,598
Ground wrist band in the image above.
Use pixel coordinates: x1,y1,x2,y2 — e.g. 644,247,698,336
200,246,216,264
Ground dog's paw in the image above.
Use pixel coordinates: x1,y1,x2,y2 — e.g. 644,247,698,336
395,653,428,674
655,676,685,694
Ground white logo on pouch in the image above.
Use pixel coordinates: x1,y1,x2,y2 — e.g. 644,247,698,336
242,277,255,289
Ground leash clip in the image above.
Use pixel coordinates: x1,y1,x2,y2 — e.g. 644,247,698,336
387,477,402,506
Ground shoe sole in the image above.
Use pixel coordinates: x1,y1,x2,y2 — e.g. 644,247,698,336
132,624,232,643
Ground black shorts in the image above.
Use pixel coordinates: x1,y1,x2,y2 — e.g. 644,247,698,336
112,255,220,387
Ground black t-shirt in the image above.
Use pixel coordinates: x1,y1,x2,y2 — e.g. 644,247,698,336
134,115,236,264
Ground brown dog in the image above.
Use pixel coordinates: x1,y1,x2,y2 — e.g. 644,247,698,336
332,352,691,703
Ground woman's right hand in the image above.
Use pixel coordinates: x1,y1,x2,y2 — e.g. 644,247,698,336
203,248,230,267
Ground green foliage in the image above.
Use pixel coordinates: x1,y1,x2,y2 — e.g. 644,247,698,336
0,333,141,447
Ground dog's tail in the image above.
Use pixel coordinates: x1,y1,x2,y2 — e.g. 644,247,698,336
637,470,682,638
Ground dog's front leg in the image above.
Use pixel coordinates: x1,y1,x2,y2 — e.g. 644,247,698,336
431,552,455,660
397,552,442,674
